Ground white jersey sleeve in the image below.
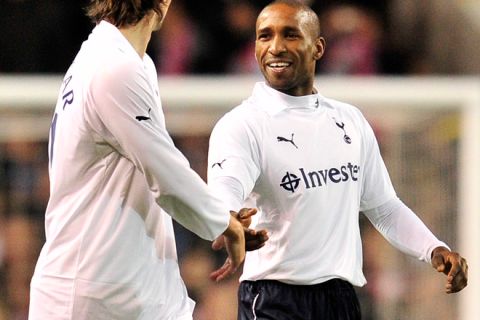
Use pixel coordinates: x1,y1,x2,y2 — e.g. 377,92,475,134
208,176,245,212
208,110,261,204
363,197,449,264
84,60,228,241
359,116,397,211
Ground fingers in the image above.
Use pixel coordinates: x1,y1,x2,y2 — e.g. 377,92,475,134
238,208,257,219
222,216,245,277
446,254,461,279
431,247,450,275
233,208,258,228
213,228,268,253
211,212,267,282
446,273,468,293
211,236,225,251
445,256,468,294
432,247,468,294
211,217,245,282
229,210,239,219
209,258,236,282
245,229,269,251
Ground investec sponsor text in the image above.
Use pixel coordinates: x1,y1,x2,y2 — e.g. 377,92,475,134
280,162,360,193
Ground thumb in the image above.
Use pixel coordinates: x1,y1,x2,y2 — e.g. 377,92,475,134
432,253,447,274
211,236,225,251
436,263,446,273
239,208,257,219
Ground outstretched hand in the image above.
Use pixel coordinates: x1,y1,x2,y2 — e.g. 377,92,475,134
210,208,269,282
210,215,245,282
212,208,269,252
431,246,468,294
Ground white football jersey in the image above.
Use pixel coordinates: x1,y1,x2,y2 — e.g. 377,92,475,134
208,82,443,286
30,21,229,320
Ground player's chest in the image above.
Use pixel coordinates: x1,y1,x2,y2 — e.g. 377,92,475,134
259,112,362,172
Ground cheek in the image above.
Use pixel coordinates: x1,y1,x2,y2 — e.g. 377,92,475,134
299,48,316,66
255,42,269,62
254,48,263,65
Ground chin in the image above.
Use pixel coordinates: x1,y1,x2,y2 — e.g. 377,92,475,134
262,72,291,89
266,80,293,92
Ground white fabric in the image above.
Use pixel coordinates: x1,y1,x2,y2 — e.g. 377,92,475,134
29,21,229,320
208,82,445,286
208,176,245,212
363,197,449,264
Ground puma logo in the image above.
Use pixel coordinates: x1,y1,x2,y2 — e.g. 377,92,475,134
136,108,151,121
212,159,227,169
277,133,298,149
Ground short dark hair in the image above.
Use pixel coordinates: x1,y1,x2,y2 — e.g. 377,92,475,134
86,0,165,27
264,0,321,37
269,0,307,7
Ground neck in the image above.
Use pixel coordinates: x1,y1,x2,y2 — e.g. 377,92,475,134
119,15,155,58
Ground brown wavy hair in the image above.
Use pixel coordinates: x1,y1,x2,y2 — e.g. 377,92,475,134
86,0,165,27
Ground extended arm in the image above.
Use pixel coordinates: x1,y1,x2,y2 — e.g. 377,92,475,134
85,62,231,240
85,62,247,279
363,197,468,293
208,115,268,258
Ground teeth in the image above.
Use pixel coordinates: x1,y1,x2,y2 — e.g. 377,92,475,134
269,62,290,67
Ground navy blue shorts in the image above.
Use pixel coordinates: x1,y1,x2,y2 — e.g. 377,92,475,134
238,279,361,320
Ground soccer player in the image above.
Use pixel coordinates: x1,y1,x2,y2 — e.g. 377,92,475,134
28,1,265,319
208,1,469,319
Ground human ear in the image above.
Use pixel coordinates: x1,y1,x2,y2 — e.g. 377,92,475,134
313,37,326,60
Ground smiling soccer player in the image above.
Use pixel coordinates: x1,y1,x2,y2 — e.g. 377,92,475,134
208,1,468,319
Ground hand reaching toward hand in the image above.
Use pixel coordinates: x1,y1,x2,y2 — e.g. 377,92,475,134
212,208,269,252
210,208,269,282
210,215,245,282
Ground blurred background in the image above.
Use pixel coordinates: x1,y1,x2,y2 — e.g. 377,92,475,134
0,0,479,319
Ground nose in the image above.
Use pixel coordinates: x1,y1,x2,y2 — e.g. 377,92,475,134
268,36,287,55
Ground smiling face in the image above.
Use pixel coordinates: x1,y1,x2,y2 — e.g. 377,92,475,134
255,3,325,96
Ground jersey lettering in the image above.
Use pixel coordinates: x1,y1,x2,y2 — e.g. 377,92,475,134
50,74,75,166
62,75,72,91
62,90,74,110
49,113,58,167
282,163,360,192
61,75,74,110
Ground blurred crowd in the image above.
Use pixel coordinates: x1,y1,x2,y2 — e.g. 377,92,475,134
1,0,479,75
0,0,477,319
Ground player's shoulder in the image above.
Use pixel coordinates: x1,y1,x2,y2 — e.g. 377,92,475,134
213,99,261,137
86,50,149,96
82,36,146,81
222,97,264,125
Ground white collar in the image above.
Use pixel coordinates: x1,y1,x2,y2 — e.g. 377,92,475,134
250,82,329,116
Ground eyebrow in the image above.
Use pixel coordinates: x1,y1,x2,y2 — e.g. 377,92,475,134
257,26,271,34
283,26,301,33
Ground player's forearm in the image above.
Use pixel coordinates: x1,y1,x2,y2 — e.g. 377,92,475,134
208,176,245,212
363,197,449,263
86,66,230,241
